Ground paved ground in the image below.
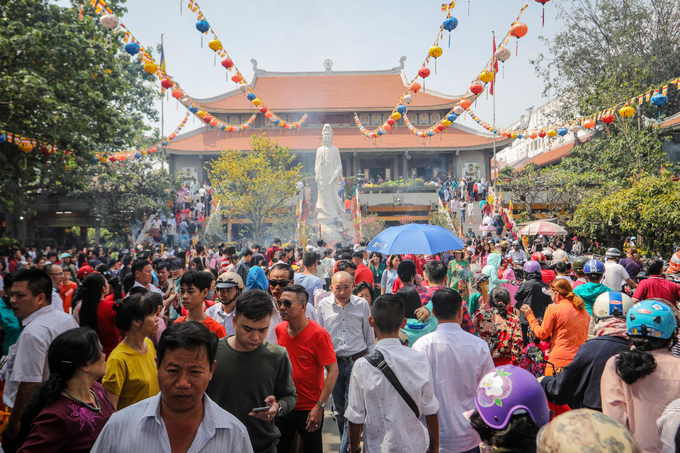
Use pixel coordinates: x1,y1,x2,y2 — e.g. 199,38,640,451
322,409,342,452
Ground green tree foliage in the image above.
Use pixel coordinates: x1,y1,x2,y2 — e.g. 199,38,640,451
74,157,181,243
572,172,680,254
533,0,680,119
208,135,303,243
0,0,159,238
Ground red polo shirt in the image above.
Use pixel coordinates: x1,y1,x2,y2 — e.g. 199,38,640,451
633,276,680,305
355,264,374,286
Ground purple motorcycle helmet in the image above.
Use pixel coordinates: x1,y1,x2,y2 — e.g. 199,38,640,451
474,365,550,430
523,261,542,275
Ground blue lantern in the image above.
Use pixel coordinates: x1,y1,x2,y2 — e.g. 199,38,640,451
221,124,227,131
135,152,142,159
516,133,522,139
651,93,668,106
189,106,199,114
246,93,257,101
0,133,5,144
442,17,458,47
557,128,568,136
447,113,457,122
161,140,169,147
196,20,210,33
397,105,407,115
91,158,98,164
376,130,383,136
124,42,141,55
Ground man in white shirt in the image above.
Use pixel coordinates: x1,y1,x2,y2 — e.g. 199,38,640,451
316,271,375,453
346,294,439,453
413,288,494,453
131,259,164,295
42,263,65,312
206,272,242,337
552,241,568,262
602,248,637,292
3,269,78,448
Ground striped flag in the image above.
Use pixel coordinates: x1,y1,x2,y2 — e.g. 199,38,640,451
441,1,455,11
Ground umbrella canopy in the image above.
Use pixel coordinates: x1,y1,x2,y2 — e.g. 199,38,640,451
518,221,568,237
366,223,465,255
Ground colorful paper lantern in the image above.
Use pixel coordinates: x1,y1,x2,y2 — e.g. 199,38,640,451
557,128,568,136
196,20,210,33
202,115,212,124
391,112,402,120
429,46,443,59
601,113,615,124
259,106,268,113
197,110,208,118
409,82,421,93
231,74,244,83
397,105,407,115
460,99,472,109
150,147,158,153
437,124,446,131
162,140,169,146
210,118,219,126
135,152,142,158
453,106,464,115
569,124,581,133
510,23,528,38
265,111,274,119
161,78,174,88
171,89,183,99
530,131,538,139
479,71,494,83
418,67,431,79
252,98,262,106
109,156,117,162
18,141,32,153
442,119,452,127
208,38,222,51
651,93,668,106
124,42,141,55
443,16,458,32
189,106,199,114
402,94,413,104
387,118,396,126
495,47,511,62
143,61,158,74
100,14,120,29
470,83,483,95
447,113,457,121
547,129,557,137
582,119,595,129
538,130,547,138
246,93,257,101
221,58,234,69
511,132,518,139
619,106,635,117
169,133,177,140
384,124,391,131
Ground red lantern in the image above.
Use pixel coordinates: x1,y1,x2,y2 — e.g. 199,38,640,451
109,156,117,162
601,114,615,124
460,99,472,109
409,82,421,93
470,83,483,95
583,119,595,129
119,155,127,162
168,133,177,140
221,58,234,69
530,131,538,139
384,124,392,131
265,111,274,119
150,147,158,153
231,74,243,83
387,118,396,126
538,130,547,138
510,23,528,38
210,118,219,126
171,89,183,99
203,115,212,124
418,67,431,79
437,123,446,131
161,78,174,88
259,106,268,113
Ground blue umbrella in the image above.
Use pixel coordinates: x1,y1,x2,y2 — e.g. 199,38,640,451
366,223,465,255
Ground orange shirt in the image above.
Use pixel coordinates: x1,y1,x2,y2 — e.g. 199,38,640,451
175,315,226,338
344,199,351,210
526,298,589,368
59,282,78,313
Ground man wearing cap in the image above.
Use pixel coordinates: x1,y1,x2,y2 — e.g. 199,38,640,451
352,251,374,287
206,272,243,337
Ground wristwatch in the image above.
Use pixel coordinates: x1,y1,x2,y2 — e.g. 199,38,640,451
317,400,326,409
277,401,284,417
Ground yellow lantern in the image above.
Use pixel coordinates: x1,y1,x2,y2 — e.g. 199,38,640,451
143,61,158,74
511,132,518,139
18,142,33,153
141,150,148,156
429,46,443,59
208,38,222,52
547,129,557,137
619,106,635,117
479,70,494,83
197,110,208,118
252,98,262,106
391,112,402,120
442,119,452,127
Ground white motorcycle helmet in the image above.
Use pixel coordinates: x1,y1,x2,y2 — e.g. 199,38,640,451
592,292,634,320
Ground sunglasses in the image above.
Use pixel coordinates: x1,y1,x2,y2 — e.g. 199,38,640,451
277,299,304,308
268,279,290,288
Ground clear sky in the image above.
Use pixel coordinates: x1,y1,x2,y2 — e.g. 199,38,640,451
58,0,562,138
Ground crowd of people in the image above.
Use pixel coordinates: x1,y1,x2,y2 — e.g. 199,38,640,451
0,234,680,453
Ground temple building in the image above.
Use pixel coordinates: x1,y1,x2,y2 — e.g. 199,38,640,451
166,57,510,184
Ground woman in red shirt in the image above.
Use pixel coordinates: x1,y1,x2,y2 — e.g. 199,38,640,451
75,273,121,358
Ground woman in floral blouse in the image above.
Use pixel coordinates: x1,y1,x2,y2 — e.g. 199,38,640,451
447,249,471,303
474,286,523,367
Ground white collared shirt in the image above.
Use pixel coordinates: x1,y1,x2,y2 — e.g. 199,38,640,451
51,287,64,312
345,338,439,453
316,294,375,357
205,303,236,338
91,393,253,453
3,304,78,408
132,280,165,296
412,323,495,453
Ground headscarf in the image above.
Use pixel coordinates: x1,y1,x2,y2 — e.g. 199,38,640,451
537,409,641,453
594,317,628,339
246,266,269,291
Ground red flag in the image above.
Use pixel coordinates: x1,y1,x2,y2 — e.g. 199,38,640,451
490,33,498,95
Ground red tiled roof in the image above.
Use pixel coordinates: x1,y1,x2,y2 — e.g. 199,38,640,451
516,141,575,171
167,124,507,154
660,114,680,129
198,74,461,112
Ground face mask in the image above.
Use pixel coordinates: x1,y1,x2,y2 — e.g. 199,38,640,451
207,290,215,300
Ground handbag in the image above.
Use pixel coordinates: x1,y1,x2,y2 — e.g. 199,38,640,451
363,350,420,418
